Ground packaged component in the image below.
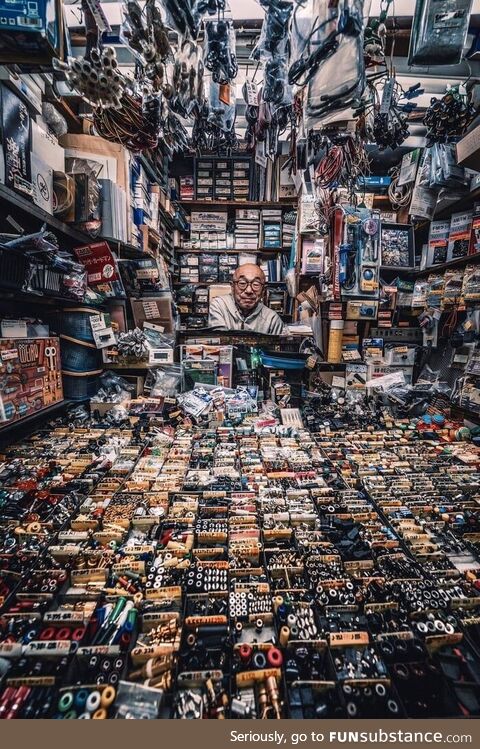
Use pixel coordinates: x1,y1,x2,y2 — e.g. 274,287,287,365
380,223,414,268
412,279,429,308
427,220,450,267
442,269,464,307
0,336,63,425
447,211,473,262
346,300,379,320
408,0,474,66
339,208,381,299
462,264,480,302
426,273,445,308
470,203,480,256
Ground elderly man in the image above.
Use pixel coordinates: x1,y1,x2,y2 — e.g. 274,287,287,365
208,263,285,334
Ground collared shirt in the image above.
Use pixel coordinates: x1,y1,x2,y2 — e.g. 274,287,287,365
208,293,285,334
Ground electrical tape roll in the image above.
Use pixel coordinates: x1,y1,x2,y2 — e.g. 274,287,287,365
86,690,102,713
101,685,116,708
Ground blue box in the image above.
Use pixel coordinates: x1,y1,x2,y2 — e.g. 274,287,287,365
0,0,63,65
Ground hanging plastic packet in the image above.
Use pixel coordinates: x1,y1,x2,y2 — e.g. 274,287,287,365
409,148,439,221
207,75,236,132
289,0,367,127
251,0,293,61
408,0,474,66
170,40,205,117
121,0,172,89
160,0,200,39
306,1,367,126
263,53,293,109
430,143,470,190
204,18,238,83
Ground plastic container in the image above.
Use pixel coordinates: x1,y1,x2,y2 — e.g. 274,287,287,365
0,245,31,290
259,352,307,370
62,370,102,401
60,336,102,373
52,308,100,343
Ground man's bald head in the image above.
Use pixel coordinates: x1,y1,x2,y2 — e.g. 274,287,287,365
232,263,265,284
231,263,266,315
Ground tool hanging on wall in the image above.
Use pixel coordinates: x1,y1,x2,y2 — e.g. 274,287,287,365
338,208,381,299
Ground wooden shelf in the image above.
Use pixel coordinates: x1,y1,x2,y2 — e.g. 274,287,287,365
175,248,290,255
0,400,72,436
412,252,480,278
0,183,91,246
0,185,176,268
434,186,480,220
107,363,151,371
180,199,297,210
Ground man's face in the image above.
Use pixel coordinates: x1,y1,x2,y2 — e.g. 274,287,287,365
232,267,265,314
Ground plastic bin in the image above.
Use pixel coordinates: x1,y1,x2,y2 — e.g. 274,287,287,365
62,370,102,401
60,336,102,373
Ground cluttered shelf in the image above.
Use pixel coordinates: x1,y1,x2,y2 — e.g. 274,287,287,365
179,199,298,210
0,184,175,269
412,251,480,277
450,405,480,424
0,183,89,246
0,400,72,437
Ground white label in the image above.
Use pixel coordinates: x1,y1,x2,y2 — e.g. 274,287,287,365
366,371,406,390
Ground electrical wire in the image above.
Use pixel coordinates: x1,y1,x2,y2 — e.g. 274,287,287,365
388,167,412,209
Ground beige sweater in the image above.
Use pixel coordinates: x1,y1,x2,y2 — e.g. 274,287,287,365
208,293,285,334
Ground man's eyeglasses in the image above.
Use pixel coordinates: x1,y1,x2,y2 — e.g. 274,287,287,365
234,278,264,292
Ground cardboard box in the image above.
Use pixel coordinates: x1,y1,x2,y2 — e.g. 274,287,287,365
0,337,63,425
31,120,65,173
131,296,174,333
456,125,480,171
31,152,53,214
59,134,130,192
89,398,131,417
0,0,64,66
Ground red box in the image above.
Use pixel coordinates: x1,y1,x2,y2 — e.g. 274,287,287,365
0,337,63,425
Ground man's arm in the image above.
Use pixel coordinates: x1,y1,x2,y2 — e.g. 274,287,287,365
208,297,228,330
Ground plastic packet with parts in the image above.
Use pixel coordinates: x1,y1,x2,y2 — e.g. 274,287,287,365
114,681,163,719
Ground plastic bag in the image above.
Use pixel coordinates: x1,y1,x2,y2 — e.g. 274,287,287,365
289,0,367,126
408,0,473,66
91,370,135,402
204,19,238,84
170,40,205,117
150,364,182,397
207,77,236,132
430,143,470,190
252,0,293,61
114,681,163,719
160,0,200,39
263,55,292,109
